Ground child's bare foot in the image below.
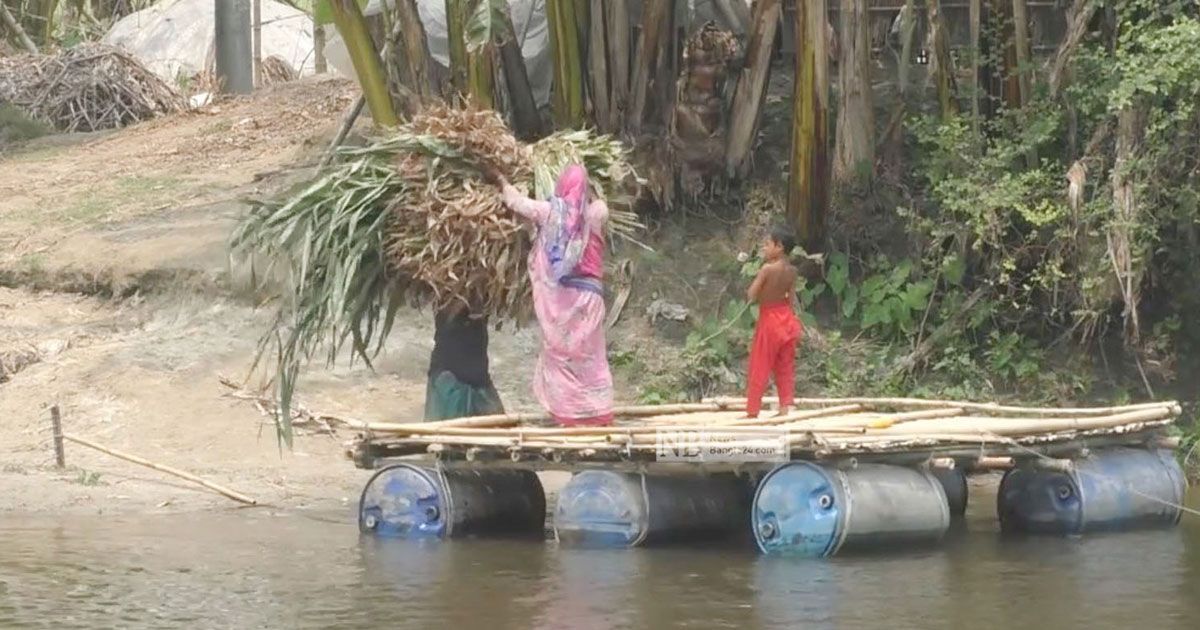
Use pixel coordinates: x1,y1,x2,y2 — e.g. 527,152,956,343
773,407,792,417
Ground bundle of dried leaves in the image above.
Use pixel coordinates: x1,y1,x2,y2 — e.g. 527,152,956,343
0,43,184,132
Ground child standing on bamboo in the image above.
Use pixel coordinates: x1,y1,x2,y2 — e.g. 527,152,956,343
745,226,803,418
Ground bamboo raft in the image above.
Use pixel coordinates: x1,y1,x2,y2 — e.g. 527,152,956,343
346,397,1184,472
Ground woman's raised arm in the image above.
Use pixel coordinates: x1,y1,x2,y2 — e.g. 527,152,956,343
500,182,551,224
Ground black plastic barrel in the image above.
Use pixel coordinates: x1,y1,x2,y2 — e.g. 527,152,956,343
998,447,1186,535
553,471,751,547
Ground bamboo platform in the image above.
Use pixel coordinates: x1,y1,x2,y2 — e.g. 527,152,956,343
345,397,1183,472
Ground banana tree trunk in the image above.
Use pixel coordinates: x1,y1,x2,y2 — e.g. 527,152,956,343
927,0,957,120
498,5,541,138
787,0,829,252
628,0,671,135
467,44,496,109
605,0,631,131
587,0,610,130
444,0,468,96
395,0,435,99
329,0,400,127
833,0,873,183
725,0,780,178
547,0,584,127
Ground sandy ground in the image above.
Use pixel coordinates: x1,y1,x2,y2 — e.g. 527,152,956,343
0,77,593,516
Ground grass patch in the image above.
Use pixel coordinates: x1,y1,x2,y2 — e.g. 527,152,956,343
0,104,51,149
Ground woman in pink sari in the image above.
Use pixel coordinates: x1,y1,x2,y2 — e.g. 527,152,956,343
488,164,614,427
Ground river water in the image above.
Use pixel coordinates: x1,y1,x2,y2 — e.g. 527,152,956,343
1,486,1197,630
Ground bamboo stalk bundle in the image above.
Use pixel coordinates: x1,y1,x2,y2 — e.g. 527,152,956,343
353,397,1183,467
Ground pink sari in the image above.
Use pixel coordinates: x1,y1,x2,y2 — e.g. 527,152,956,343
501,165,614,426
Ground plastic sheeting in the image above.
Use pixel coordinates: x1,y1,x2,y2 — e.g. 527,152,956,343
103,0,318,85
324,0,553,106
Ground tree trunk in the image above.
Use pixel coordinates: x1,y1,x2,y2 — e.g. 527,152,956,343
654,4,678,130
628,0,671,135
969,0,982,138
994,0,1021,109
606,0,631,131
329,0,400,127
833,0,873,183
1049,0,1100,101
787,0,829,252
444,0,469,96
927,0,957,120
1109,104,1146,345
1011,0,1031,106
467,44,496,109
498,5,542,138
879,0,916,170
588,0,610,130
725,0,781,178
547,0,584,127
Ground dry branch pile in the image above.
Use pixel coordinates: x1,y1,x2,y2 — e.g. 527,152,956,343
232,105,641,445
0,43,184,132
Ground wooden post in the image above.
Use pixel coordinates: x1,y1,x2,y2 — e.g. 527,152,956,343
252,0,262,87
314,23,328,74
787,0,829,252
50,405,65,468
833,0,873,183
725,0,781,178
214,0,254,95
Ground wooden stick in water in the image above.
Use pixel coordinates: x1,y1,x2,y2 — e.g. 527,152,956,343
62,434,258,506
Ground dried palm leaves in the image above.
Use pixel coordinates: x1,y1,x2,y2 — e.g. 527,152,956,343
232,105,642,445
0,44,184,132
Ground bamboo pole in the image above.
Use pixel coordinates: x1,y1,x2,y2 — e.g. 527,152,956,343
723,404,864,426
703,396,1180,418
62,434,257,505
787,0,830,252
725,0,781,177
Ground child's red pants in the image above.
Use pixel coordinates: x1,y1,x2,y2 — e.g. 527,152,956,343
746,301,802,418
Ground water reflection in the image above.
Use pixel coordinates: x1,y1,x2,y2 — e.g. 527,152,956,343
0,491,1196,629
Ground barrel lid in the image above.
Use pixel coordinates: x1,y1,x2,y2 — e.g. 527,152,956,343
997,467,1083,535
753,463,843,557
359,464,447,538
554,471,647,547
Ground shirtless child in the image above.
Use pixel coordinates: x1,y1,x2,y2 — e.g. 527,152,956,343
745,226,804,418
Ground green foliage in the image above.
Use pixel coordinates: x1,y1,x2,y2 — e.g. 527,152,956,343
0,104,51,148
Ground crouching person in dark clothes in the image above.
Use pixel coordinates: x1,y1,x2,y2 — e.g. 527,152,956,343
424,308,505,421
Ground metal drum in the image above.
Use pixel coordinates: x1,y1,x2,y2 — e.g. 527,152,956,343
553,471,750,547
932,467,969,518
359,464,545,539
998,448,1187,535
752,462,951,557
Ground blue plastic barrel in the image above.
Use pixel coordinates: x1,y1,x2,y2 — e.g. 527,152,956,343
997,447,1186,535
932,467,969,517
358,464,545,538
553,471,751,547
752,462,951,557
